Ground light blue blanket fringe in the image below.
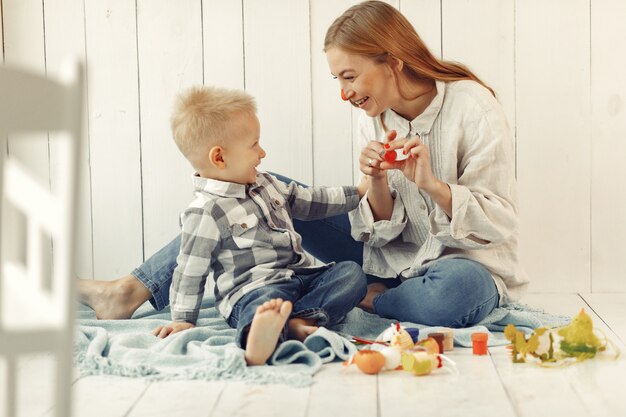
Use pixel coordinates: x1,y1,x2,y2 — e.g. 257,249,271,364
74,296,570,387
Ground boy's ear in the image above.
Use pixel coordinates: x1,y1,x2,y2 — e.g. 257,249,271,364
209,146,226,168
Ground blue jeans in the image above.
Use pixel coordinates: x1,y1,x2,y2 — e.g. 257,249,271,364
370,258,499,327
227,261,366,347
133,173,499,327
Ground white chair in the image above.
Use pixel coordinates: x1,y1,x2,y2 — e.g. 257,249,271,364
0,62,83,417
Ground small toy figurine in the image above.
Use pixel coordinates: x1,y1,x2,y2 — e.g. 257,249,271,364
346,322,457,376
504,308,620,367
390,322,414,351
557,308,603,359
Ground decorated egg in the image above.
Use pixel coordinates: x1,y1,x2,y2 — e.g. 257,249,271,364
354,350,386,374
418,337,440,354
380,346,402,370
401,351,433,376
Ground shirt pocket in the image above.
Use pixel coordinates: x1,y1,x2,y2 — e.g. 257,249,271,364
228,213,274,249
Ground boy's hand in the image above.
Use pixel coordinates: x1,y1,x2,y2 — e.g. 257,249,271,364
152,321,195,339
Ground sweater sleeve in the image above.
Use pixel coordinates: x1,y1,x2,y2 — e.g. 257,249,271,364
429,106,519,249
349,188,409,247
348,112,411,247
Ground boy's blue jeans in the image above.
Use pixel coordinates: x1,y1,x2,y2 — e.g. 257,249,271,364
132,174,499,328
227,261,366,347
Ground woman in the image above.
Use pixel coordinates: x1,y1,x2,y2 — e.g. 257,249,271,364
80,1,528,328
324,0,528,327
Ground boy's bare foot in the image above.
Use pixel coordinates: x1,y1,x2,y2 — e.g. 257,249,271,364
287,317,319,342
77,275,151,320
358,283,388,313
245,298,293,366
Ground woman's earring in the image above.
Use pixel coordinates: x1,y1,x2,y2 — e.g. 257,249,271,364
341,89,348,101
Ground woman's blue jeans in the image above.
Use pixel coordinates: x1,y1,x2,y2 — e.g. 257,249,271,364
133,173,499,327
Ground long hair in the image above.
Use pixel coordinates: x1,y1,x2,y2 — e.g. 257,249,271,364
324,1,495,98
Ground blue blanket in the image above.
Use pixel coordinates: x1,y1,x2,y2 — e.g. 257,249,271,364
74,297,569,387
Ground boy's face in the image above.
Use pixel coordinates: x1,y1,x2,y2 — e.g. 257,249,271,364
221,112,265,184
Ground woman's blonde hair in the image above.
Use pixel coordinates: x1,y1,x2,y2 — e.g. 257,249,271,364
171,86,257,161
324,1,494,98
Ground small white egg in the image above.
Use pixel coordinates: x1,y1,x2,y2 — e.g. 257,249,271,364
380,346,402,370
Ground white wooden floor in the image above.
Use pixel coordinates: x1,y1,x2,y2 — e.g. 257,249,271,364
3,293,625,417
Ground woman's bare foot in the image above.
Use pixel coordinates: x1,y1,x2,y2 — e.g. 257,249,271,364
358,283,388,313
77,275,152,320
287,317,319,342
245,298,293,366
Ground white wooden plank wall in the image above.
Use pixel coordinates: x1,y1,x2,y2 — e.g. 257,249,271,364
590,0,626,292
516,0,591,292
244,0,313,185
84,0,143,278
0,1,3,64
311,0,359,187
1,0,624,293
202,0,245,90
136,0,204,258
3,0,49,185
441,0,515,135
44,0,93,277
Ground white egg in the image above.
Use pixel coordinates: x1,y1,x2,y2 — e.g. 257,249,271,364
380,346,402,370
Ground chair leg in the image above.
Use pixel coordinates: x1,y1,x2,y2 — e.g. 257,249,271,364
5,356,17,417
54,346,73,417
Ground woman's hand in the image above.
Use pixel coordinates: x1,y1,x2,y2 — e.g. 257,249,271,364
383,135,438,192
383,135,452,218
359,130,397,179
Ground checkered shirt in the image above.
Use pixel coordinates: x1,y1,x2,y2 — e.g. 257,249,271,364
170,171,360,323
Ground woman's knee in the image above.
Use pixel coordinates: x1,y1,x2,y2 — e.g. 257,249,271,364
377,259,497,326
427,260,497,324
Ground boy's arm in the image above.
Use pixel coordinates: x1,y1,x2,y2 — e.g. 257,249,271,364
276,179,361,221
152,206,220,338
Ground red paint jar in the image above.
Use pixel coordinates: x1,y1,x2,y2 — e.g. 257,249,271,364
471,332,488,355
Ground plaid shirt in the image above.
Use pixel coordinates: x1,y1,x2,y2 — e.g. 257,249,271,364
170,171,360,323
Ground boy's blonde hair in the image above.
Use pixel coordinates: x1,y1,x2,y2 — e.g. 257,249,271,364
170,86,257,163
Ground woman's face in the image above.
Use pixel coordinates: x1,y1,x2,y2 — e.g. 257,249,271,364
326,47,396,117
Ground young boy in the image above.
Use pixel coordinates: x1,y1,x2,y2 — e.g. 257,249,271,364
151,86,367,365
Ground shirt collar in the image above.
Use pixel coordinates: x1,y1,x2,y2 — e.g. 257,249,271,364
191,174,247,198
385,79,446,135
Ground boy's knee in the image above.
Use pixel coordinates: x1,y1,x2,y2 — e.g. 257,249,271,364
341,261,366,278
343,262,367,297
337,260,363,274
